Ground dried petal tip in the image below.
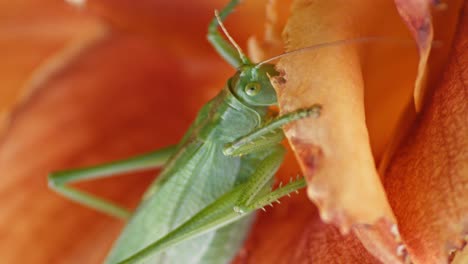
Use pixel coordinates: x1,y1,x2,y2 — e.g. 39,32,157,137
390,224,411,261
390,224,402,242
447,234,468,262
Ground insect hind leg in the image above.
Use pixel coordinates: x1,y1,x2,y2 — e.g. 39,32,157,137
48,145,176,219
239,177,307,213
232,145,306,214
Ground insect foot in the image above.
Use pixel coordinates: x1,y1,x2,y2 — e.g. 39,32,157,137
305,104,322,118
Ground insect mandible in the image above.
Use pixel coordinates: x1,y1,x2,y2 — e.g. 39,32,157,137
48,0,321,263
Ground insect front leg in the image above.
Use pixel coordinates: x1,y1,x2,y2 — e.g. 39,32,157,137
224,127,284,157
48,145,176,219
224,104,322,156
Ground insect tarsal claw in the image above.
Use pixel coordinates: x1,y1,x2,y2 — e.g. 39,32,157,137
306,104,322,118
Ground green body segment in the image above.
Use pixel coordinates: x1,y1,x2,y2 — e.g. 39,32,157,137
106,86,271,264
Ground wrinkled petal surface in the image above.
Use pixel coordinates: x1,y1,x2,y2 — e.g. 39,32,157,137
385,2,468,262
270,0,421,262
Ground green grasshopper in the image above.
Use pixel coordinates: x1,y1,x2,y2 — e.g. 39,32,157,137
48,0,321,263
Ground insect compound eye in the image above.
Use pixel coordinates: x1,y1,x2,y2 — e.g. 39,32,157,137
244,82,261,96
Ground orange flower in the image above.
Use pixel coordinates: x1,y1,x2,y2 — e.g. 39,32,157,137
0,0,466,263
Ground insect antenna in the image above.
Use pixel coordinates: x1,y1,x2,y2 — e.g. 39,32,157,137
215,10,250,65
255,36,416,68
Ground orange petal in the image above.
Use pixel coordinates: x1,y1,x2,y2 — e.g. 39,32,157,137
234,199,381,264
393,0,434,112
83,0,269,54
0,32,232,263
384,3,468,262
379,0,461,176
247,0,292,62
453,246,468,264
0,1,102,130
232,151,379,264
270,0,424,261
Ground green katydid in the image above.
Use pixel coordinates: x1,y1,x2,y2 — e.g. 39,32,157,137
48,1,322,263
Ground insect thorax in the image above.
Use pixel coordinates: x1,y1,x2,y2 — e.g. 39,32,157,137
195,88,268,143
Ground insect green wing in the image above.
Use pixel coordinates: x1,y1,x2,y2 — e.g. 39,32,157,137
105,87,270,263
116,143,314,264
114,106,321,264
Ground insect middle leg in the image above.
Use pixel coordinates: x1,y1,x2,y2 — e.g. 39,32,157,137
48,145,176,219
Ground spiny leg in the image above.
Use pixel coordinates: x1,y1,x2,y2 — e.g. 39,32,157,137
116,175,306,264
116,145,291,264
207,0,249,67
232,146,306,214
244,177,306,211
233,145,285,212
48,145,176,219
224,105,322,156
